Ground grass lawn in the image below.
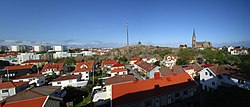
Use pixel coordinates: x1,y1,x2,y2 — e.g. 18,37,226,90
74,95,91,107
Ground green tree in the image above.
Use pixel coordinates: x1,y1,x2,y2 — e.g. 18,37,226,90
177,49,196,64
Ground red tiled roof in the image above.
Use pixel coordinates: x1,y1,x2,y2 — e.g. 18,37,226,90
200,63,215,67
112,72,197,106
106,75,136,85
112,64,124,68
2,96,47,107
111,68,127,73
14,74,44,80
0,82,28,90
4,65,34,71
159,66,185,76
101,60,118,68
135,61,157,72
130,57,141,61
52,75,81,82
72,60,94,73
21,60,48,64
41,63,64,72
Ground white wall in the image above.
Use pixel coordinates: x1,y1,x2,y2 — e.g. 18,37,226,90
53,52,70,59
13,77,45,86
110,71,127,77
51,78,88,89
53,46,67,52
17,53,41,64
73,72,90,80
0,88,16,101
200,68,220,91
147,66,160,78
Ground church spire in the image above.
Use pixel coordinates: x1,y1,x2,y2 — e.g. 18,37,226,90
193,28,196,37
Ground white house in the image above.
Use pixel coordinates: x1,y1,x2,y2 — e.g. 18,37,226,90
17,53,42,64
110,68,128,77
53,52,70,59
71,60,94,80
200,65,250,91
0,82,28,101
12,74,45,86
101,60,118,70
129,57,141,65
41,63,68,75
51,75,88,89
53,46,67,52
134,61,160,79
161,56,177,68
142,57,160,64
32,45,46,52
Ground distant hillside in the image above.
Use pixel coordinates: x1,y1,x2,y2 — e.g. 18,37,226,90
102,45,179,60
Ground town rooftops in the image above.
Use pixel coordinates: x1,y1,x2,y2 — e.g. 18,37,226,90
200,63,215,68
208,65,250,80
0,96,48,107
30,86,61,96
112,72,197,106
13,74,44,80
135,61,157,72
106,75,136,85
159,66,185,76
111,68,127,73
112,64,125,68
41,63,64,72
21,60,48,64
4,65,34,71
101,60,118,68
130,57,141,61
0,82,28,90
51,75,81,82
72,60,94,73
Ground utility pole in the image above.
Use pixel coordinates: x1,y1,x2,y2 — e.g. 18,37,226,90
126,22,129,46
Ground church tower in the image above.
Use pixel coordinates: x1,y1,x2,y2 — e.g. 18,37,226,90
192,29,196,48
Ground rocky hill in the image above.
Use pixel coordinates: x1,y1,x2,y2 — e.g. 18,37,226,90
102,44,179,60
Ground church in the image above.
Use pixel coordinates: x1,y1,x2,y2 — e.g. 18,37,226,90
192,29,212,49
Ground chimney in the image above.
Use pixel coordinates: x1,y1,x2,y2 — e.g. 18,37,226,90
154,84,160,89
154,72,161,79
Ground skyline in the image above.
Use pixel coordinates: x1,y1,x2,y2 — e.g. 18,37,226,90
0,0,250,47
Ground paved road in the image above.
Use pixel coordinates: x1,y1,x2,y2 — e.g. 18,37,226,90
125,65,143,80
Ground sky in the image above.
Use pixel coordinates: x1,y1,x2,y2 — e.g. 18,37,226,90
0,0,250,47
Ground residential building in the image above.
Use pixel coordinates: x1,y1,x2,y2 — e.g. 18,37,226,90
230,48,248,55
53,46,67,52
9,45,29,52
129,57,141,65
105,75,136,85
32,45,46,52
142,57,160,64
0,86,65,107
161,55,177,68
134,61,160,79
179,44,187,49
21,60,48,68
200,65,250,91
41,63,68,76
71,60,94,80
51,75,88,89
0,53,18,64
53,52,70,59
159,66,185,77
1,64,38,80
12,74,45,87
111,64,125,70
111,72,198,107
110,68,128,77
101,60,118,70
17,53,41,64
0,46,8,52
0,82,28,101
182,64,203,78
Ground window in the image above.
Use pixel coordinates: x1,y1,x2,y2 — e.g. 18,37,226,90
209,73,212,76
212,82,215,85
202,79,205,82
86,76,88,78
184,90,188,95
86,72,88,74
205,72,208,75
57,82,61,84
2,89,8,93
145,101,151,107
175,92,180,98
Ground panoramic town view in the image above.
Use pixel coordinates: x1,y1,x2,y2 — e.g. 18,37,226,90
0,0,250,107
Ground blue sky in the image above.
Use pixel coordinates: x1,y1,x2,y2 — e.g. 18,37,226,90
0,0,250,47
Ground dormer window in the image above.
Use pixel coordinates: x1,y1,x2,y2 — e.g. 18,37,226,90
80,64,88,69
